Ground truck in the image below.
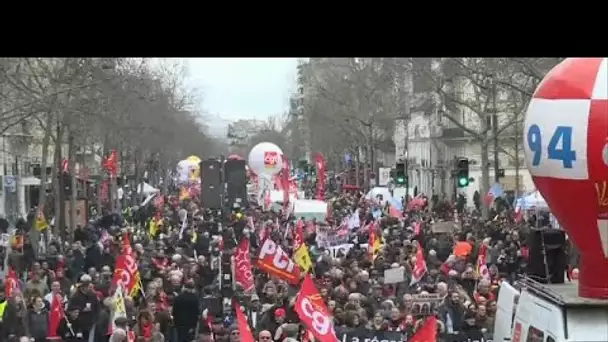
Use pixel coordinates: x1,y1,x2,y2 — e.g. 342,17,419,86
493,277,608,342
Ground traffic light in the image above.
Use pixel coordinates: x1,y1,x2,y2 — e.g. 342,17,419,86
456,158,469,187
395,162,406,185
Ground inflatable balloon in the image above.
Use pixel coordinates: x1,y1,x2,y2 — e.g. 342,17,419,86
228,154,244,160
186,155,201,164
248,142,283,176
524,58,607,299
176,158,201,184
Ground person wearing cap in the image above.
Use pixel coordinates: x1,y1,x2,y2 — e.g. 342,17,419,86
246,294,262,332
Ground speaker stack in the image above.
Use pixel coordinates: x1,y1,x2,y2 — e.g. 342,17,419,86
224,159,248,209
526,227,567,284
200,160,223,209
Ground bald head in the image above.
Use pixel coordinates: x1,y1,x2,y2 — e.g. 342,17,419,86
258,330,272,341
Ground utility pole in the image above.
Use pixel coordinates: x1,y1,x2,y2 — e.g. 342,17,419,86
403,58,412,200
514,112,521,197
68,132,77,238
492,76,500,183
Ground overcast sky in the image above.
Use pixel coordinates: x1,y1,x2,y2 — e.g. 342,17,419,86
184,58,299,123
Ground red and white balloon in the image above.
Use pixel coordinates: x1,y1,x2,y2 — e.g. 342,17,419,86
524,58,608,298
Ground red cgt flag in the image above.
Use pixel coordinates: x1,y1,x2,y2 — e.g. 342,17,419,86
409,316,437,342
234,239,255,293
295,274,339,342
234,301,255,342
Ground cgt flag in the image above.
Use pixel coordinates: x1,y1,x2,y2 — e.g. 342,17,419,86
295,275,339,342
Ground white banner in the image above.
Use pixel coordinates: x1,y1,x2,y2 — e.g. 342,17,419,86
378,167,391,186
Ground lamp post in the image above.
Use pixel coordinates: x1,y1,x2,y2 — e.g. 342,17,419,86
4,133,32,222
3,132,32,268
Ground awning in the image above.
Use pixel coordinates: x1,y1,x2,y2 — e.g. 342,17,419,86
21,176,41,186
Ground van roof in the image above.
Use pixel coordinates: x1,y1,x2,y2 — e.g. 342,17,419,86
520,278,608,308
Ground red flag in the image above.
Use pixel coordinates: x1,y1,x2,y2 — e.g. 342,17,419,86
413,221,421,236
409,316,437,342
388,205,402,218
234,239,255,293
47,294,64,339
103,149,118,177
293,219,305,250
234,301,255,342
411,241,428,285
314,153,326,200
61,158,69,173
111,233,140,297
256,239,301,285
5,267,19,298
295,275,338,342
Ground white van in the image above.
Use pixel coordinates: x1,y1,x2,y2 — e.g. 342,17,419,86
494,278,608,342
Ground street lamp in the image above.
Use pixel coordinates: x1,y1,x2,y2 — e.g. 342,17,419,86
4,132,32,222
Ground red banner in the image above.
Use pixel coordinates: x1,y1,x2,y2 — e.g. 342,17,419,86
295,275,339,342
314,153,326,200
256,239,301,285
111,234,141,297
234,239,255,293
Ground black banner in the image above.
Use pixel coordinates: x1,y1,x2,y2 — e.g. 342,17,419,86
335,327,407,342
335,327,493,342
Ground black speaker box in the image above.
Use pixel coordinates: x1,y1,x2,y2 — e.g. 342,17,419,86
225,160,248,207
200,160,222,209
526,227,567,284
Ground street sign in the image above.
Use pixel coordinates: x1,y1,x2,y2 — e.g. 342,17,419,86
378,167,391,186
4,176,16,193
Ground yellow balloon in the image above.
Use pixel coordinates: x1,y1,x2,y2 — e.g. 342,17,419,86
186,155,201,163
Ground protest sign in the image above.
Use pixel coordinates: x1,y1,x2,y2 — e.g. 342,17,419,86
411,293,443,316
384,267,405,284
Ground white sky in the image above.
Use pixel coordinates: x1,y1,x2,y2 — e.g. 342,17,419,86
184,58,299,121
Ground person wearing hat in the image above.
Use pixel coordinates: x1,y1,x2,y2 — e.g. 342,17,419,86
66,274,99,341
245,294,262,332
57,303,88,341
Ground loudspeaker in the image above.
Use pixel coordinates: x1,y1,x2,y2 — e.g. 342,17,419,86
201,160,222,209
526,227,567,284
224,160,248,208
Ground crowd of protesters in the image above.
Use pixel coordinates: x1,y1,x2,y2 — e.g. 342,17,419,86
0,180,567,342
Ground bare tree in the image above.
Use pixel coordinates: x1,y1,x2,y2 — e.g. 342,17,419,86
0,58,222,248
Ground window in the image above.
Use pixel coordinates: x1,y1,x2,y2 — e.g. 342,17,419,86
525,326,545,342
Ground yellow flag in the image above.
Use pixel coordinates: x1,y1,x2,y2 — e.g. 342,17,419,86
148,219,158,238
179,187,190,201
372,235,383,261
190,231,198,243
35,211,49,232
294,244,312,272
